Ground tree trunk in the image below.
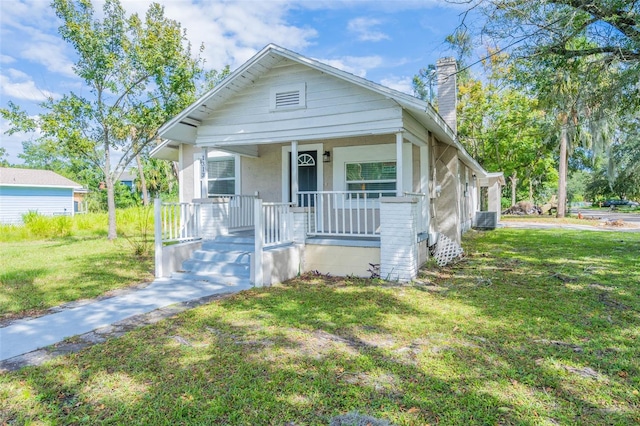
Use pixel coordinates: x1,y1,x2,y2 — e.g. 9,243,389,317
136,153,149,206
171,161,179,195
104,142,117,240
557,115,568,218
509,170,517,206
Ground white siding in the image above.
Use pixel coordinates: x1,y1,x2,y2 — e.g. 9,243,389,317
0,186,75,224
402,110,430,145
196,61,403,145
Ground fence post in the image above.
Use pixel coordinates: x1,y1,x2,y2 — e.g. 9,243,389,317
154,198,163,278
253,198,264,287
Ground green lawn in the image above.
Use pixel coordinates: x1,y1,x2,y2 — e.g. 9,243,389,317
0,236,154,322
500,215,635,227
1,229,639,425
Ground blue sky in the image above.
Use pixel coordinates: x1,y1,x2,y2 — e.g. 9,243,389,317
0,0,476,164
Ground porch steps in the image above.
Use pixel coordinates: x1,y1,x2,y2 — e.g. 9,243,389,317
167,236,254,288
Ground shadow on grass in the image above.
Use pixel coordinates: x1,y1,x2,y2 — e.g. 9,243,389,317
0,268,49,318
4,281,638,425
0,286,497,424
0,248,153,320
417,228,640,422
1,229,637,424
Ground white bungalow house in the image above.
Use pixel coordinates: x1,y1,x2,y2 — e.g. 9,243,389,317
151,44,504,286
0,167,87,224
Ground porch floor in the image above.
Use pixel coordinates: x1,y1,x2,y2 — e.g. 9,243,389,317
221,230,381,248
306,236,380,248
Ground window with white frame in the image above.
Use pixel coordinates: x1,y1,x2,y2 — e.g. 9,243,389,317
207,156,235,195
345,161,396,198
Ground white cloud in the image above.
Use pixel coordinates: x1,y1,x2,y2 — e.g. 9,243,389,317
121,0,318,71
297,0,462,12
1,54,16,64
2,0,318,79
347,17,389,42
0,68,59,102
318,55,384,77
380,76,414,95
0,0,57,31
0,0,76,78
21,35,76,78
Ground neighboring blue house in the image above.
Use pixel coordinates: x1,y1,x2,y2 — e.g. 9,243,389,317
119,170,136,192
0,167,85,225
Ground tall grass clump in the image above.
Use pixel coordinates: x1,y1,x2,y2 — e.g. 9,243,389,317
73,212,108,235
0,224,31,242
118,206,155,257
3,207,154,243
22,211,73,239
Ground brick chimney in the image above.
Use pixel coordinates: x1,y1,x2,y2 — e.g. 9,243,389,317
436,57,458,134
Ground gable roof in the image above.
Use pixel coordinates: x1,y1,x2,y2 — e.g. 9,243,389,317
119,170,136,182
153,44,490,176
0,167,83,189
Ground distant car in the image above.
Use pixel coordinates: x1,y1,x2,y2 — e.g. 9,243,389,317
602,199,639,207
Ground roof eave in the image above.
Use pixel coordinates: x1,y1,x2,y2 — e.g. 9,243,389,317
1,183,82,189
155,43,495,178
156,45,280,141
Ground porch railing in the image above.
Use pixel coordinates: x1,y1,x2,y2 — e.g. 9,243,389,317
208,194,256,231
298,190,396,237
253,200,295,287
157,202,201,243
262,202,295,247
155,194,256,245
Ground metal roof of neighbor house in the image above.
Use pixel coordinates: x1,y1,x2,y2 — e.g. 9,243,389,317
153,44,495,178
119,170,136,182
0,167,83,189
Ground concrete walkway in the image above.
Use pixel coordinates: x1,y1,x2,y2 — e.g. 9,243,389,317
0,278,252,362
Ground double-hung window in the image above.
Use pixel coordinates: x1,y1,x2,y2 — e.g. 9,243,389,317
207,156,235,196
345,161,396,198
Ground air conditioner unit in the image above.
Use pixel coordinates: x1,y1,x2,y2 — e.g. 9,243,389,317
473,211,497,230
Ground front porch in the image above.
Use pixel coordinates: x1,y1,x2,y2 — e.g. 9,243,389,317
154,191,429,285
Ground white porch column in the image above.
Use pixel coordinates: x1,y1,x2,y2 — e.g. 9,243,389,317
380,197,419,282
291,207,308,244
253,198,264,287
291,141,298,204
396,131,404,196
420,145,430,234
178,144,185,203
154,198,163,278
488,180,501,221
200,147,209,198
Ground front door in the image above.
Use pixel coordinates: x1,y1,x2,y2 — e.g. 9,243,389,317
290,151,317,206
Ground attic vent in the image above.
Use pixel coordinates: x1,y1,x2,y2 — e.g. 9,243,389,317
270,83,306,111
276,90,300,107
